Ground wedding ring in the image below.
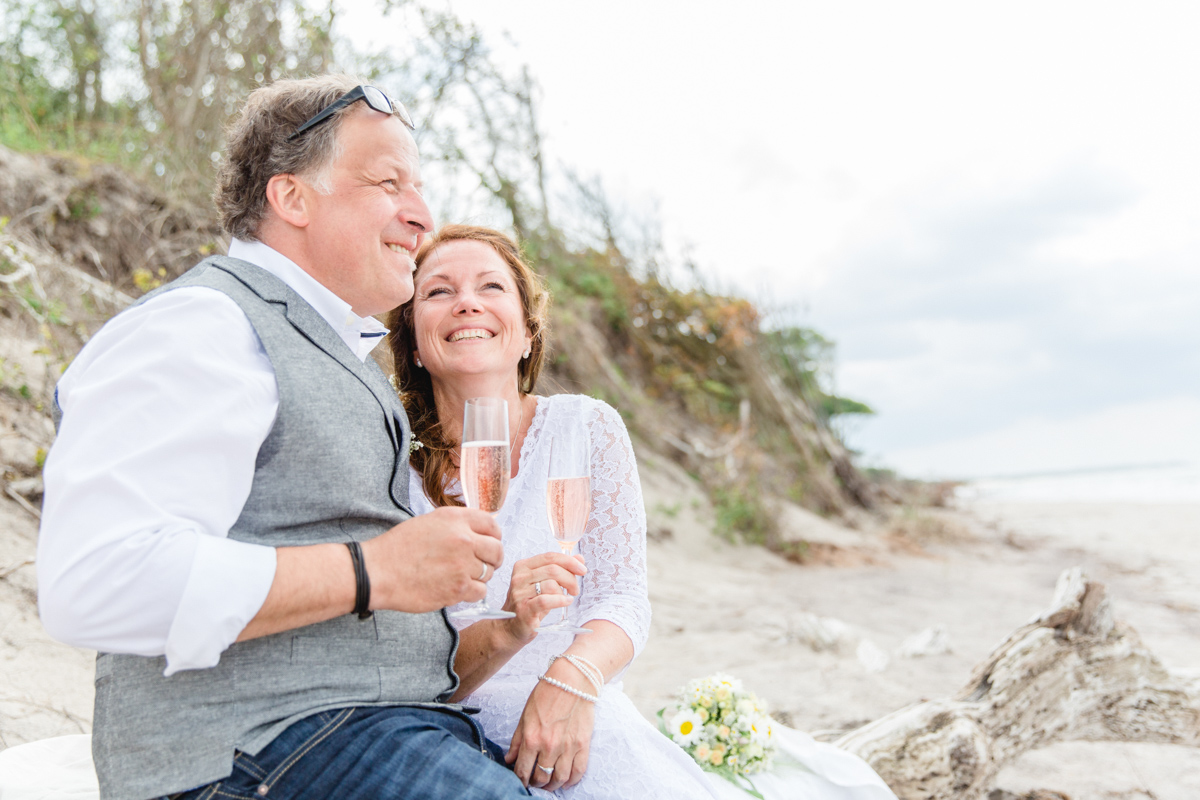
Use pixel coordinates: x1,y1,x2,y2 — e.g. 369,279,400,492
534,581,542,595
536,764,554,775
478,563,489,581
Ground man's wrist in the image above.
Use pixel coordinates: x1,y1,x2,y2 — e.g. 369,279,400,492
345,541,373,619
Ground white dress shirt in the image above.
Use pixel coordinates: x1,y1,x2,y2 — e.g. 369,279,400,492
37,239,391,675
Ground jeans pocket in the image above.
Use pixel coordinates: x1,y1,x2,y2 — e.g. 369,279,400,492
171,782,259,800
257,707,357,792
232,750,268,782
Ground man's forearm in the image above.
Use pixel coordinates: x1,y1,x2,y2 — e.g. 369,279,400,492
238,507,508,642
237,543,357,642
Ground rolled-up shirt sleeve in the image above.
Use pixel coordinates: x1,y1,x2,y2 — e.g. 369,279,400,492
37,287,279,675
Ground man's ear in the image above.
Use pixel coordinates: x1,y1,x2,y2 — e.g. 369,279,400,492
264,174,310,229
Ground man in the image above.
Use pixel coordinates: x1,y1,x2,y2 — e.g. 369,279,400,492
37,75,529,800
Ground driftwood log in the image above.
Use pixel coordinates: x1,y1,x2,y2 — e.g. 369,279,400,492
835,567,1200,799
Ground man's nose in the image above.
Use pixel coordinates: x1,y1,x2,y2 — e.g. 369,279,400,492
400,192,435,237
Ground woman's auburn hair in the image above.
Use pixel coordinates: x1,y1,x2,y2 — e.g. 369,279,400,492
386,224,551,508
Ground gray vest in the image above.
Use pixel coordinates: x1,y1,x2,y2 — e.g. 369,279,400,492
81,257,460,800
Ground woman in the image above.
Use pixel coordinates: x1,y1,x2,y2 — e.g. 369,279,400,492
387,224,713,799
387,225,896,800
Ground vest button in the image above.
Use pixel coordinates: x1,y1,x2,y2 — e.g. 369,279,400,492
257,785,269,795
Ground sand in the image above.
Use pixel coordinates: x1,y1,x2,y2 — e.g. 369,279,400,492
2,450,1198,798
0,497,94,749
629,451,1200,799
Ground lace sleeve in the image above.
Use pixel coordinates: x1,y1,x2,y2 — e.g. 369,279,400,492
575,398,651,658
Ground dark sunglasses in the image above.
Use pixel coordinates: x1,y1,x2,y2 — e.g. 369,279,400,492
287,85,414,142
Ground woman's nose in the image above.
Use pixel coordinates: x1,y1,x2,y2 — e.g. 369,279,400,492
452,291,483,315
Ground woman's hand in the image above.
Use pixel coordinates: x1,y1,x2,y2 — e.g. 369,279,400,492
498,552,587,647
448,553,589,702
505,665,597,791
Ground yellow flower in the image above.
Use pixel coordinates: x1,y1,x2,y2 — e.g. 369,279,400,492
695,743,711,760
698,695,713,708
709,750,724,766
718,725,731,738
697,707,709,722
715,686,732,702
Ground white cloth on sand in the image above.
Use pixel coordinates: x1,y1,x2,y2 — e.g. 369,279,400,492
0,735,98,800
703,727,897,799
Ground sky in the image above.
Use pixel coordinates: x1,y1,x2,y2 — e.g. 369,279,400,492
347,1,1200,479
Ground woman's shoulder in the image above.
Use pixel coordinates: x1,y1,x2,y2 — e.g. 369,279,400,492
541,393,626,426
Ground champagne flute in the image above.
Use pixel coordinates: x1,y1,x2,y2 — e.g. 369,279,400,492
540,431,593,634
451,397,516,620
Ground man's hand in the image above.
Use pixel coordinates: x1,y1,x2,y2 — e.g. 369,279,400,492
363,507,503,612
237,508,502,642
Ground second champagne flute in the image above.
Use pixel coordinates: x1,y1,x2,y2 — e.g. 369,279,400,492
540,431,593,634
452,397,516,620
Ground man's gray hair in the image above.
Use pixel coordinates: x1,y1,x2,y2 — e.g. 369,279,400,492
214,74,405,241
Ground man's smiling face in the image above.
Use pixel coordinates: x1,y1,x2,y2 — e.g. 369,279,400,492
300,108,434,317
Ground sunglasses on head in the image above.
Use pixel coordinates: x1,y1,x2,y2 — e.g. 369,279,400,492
287,85,414,142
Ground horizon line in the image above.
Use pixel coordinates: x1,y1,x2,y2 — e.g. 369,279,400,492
960,460,1195,482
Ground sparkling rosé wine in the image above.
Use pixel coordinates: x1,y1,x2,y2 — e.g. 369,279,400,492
546,476,592,545
462,442,509,513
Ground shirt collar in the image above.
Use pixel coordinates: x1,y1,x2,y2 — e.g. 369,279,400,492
227,238,389,362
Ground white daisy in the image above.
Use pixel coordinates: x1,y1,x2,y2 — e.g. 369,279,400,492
670,708,705,747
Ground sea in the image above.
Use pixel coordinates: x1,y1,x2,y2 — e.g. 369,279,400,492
955,462,1200,504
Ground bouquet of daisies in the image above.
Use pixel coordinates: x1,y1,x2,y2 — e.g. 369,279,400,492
658,673,776,797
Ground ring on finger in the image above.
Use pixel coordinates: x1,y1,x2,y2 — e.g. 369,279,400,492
534,581,542,595
478,562,489,581
536,763,554,776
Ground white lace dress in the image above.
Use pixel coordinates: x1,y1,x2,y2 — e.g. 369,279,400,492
408,394,897,800
409,394,716,799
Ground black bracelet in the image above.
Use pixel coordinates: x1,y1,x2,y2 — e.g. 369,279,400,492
345,541,373,620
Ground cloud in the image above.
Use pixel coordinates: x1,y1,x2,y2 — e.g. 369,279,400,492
803,164,1200,469
732,140,803,194
818,165,1133,328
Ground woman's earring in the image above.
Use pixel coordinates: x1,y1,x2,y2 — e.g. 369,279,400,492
522,348,531,360
415,356,423,368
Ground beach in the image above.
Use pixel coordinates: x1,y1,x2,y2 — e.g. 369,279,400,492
629,458,1200,799
2,459,1198,797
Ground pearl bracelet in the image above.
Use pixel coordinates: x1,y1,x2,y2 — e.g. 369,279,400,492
548,654,605,696
538,674,598,703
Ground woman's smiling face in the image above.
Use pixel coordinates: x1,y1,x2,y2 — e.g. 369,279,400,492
411,238,533,385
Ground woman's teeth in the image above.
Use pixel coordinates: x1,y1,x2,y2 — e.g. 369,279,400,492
448,330,493,342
